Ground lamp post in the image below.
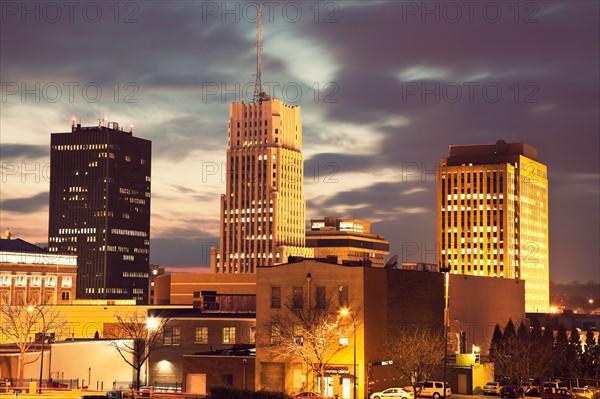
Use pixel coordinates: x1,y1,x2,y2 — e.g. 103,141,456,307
440,266,451,399
340,308,357,399
27,306,45,394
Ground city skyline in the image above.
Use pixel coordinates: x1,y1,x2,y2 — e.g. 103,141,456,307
1,1,598,284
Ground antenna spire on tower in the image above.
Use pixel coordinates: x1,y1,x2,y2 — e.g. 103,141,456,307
253,7,269,103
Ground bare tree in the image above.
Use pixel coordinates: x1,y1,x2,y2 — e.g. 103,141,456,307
264,290,356,394
104,310,172,390
0,305,67,387
384,325,445,398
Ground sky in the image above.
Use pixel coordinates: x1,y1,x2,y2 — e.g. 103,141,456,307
0,1,598,284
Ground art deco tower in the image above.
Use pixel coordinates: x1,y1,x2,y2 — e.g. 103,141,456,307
437,140,549,313
210,9,312,273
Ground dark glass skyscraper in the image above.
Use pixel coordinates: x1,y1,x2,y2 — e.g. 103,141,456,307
48,122,151,303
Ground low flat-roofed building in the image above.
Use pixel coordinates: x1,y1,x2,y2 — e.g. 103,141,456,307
306,217,390,267
0,233,77,305
147,307,256,391
154,272,256,305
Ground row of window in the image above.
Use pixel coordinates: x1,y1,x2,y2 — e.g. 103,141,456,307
0,275,71,287
270,285,349,309
163,326,256,345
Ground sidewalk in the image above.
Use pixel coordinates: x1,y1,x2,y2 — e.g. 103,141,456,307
0,389,101,398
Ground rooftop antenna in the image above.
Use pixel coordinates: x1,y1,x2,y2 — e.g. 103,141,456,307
512,130,516,143
253,7,269,103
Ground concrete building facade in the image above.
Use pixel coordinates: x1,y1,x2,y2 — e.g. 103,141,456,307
438,141,549,313
211,98,313,274
49,122,152,303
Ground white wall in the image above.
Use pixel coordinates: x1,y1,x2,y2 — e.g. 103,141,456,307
26,340,146,390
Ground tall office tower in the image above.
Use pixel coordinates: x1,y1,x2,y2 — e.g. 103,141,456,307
210,99,313,273
210,7,311,273
437,140,549,313
48,122,151,303
306,216,390,267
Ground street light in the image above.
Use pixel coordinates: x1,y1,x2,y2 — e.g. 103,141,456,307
27,306,45,394
340,308,357,399
440,266,451,399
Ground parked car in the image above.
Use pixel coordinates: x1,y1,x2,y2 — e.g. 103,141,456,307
292,392,326,399
500,384,524,398
542,388,573,399
371,387,415,399
572,388,593,399
404,381,451,398
521,382,539,396
544,382,568,391
484,382,508,396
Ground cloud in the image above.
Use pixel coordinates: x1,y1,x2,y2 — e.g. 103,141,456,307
0,144,48,160
0,192,48,213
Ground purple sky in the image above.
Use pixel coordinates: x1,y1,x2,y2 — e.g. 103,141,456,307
1,1,598,283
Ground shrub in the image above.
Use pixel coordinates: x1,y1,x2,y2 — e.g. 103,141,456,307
208,386,291,399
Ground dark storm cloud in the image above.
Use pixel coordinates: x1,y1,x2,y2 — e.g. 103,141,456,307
308,180,438,265
305,153,376,174
1,1,597,282
0,192,48,212
150,229,219,267
0,2,252,86
0,144,48,160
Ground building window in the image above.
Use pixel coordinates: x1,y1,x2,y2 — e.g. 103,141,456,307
293,325,304,345
0,275,10,287
270,324,280,345
195,326,208,344
292,286,303,309
338,285,349,307
15,276,26,286
222,374,233,385
339,337,349,346
61,276,72,287
316,286,326,309
250,326,256,344
31,276,42,287
164,326,180,345
270,286,281,308
61,291,70,301
223,327,236,344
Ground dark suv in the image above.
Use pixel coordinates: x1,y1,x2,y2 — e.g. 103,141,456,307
500,385,523,398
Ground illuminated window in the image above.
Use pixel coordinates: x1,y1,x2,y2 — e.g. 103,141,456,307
0,275,10,287
222,327,236,344
195,326,208,344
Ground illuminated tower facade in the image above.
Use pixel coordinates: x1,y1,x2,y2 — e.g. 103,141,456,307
211,99,313,273
437,140,549,313
48,122,151,303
